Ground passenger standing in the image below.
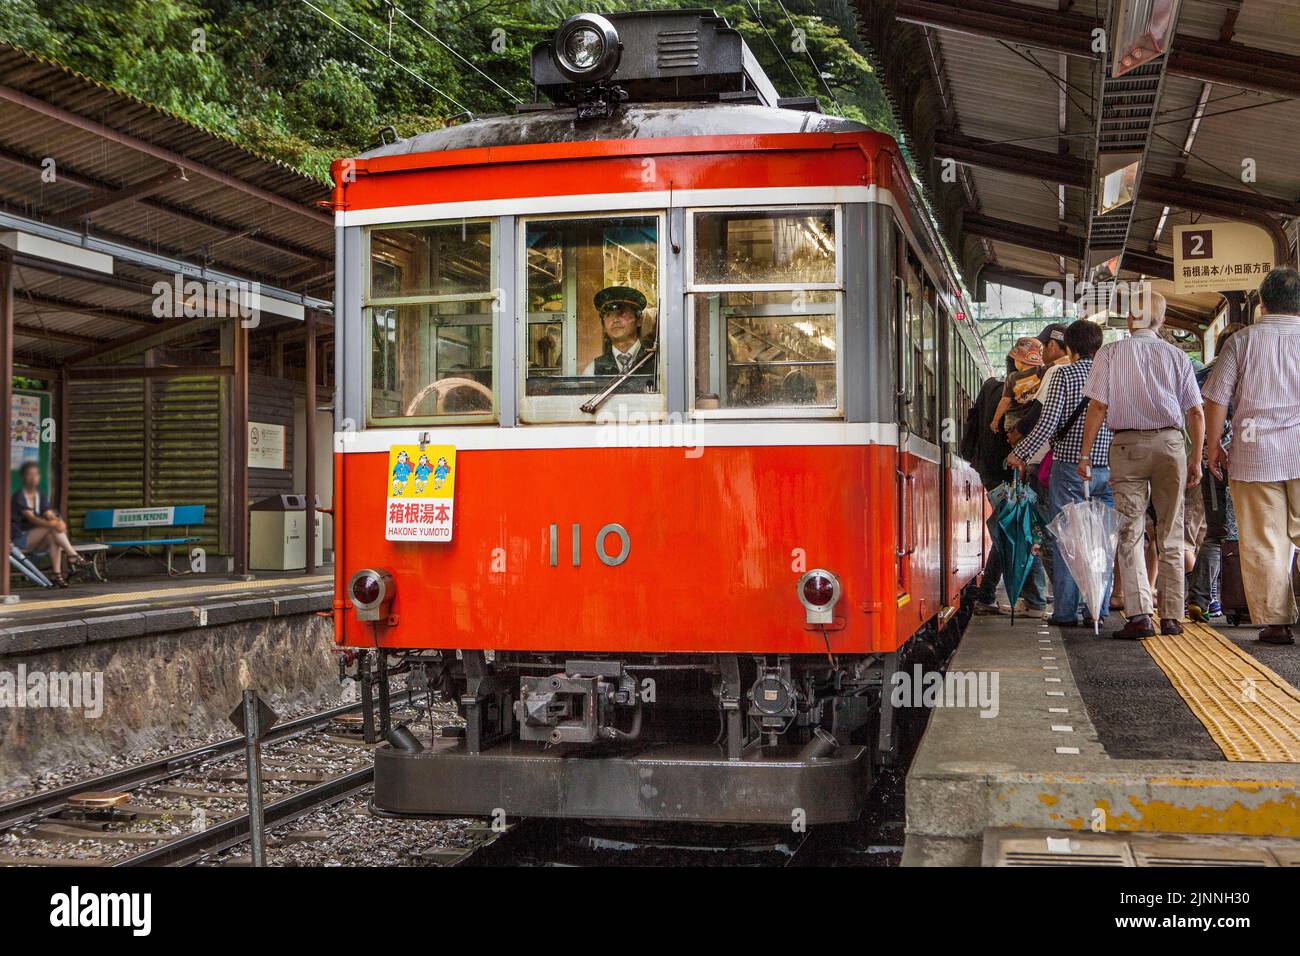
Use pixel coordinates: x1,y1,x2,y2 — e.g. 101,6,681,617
1008,320,1113,627
1187,323,1246,620
965,375,1012,613
1010,323,1070,600
992,337,1045,437
965,373,1047,614
1078,288,1205,639
1203,268,1300,645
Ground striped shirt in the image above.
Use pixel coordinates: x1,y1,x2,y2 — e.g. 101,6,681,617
1202,314,1300,482
1084,329,1202,430
1026,360,1067,465
1013,359,1112,466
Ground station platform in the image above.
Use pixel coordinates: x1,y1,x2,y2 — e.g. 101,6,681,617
0,569,333,654
905,613,1300,866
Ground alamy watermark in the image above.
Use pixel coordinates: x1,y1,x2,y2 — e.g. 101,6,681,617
595,407,704,459
0,664,103,718
152,275,261,328
890,665,999,718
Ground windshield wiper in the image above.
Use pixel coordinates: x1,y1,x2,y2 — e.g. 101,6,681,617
579,346,658,415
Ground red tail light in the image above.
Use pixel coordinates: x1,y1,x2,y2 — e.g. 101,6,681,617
802,573,835,607
796,569,841,624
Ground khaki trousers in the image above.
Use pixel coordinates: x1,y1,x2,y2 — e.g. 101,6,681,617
1229,478,1300,626
1111,429,1187,620
1184,477,1206,555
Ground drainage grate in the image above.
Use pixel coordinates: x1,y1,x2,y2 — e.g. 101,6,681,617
985,828,1299,866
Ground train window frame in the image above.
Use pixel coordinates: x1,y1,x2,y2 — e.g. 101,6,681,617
685,205,845,420
514,209,668,425
362,217,500,427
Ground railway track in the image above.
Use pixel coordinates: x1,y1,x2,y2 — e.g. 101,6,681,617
0,694,430,867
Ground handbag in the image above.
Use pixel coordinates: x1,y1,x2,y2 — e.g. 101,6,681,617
1036,397,1089,486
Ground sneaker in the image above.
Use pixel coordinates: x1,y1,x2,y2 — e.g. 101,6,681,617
973,602,1002,616
1208,600,1223,617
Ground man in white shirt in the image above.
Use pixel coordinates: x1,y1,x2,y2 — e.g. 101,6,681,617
1204,267,1300,645
1078,287,1205,640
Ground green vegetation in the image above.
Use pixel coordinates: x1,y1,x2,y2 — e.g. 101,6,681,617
0,0,894,180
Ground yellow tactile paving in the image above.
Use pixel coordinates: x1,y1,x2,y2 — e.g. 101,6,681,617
0,574,332,616
1143,621,1300,762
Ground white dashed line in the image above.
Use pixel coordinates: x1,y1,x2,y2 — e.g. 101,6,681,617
1049,707,1069,713
1045,677,1062,683
1046,691,1066,697
1055,746,1080,755
1051,725,1074,733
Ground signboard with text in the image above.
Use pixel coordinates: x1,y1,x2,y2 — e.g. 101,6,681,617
384,444,456,542
1173,222,1275,295
248,421,286,469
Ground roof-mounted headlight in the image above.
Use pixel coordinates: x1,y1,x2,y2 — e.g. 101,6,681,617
551,14,621,84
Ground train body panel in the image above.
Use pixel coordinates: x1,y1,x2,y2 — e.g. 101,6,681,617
335,437,951,656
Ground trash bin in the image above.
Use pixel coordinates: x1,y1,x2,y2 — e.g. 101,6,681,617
249,494,324,571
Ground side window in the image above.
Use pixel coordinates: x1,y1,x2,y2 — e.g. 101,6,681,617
689,208,841,415
904,251,923,435
519,214,662,423
921,291,937,444
365,219,496,423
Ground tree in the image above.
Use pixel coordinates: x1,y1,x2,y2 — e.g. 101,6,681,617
0,0,896,179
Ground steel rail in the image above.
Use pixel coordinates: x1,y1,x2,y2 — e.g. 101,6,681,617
117,766,375,867
0,700,368,831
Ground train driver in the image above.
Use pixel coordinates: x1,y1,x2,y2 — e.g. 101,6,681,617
582,286,655,377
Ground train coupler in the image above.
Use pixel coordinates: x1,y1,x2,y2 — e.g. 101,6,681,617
514,660,640,745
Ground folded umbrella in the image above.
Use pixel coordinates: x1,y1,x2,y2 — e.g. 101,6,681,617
1047,487,1118,634
986,476,1044,623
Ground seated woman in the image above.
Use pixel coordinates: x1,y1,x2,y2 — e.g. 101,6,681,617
11,462,84,587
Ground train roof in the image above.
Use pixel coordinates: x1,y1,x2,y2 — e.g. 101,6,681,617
357,102,879,159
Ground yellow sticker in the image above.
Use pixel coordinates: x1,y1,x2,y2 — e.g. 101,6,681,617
385,444,455,542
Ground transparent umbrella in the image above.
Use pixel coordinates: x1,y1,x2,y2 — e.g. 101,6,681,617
1047,487,1118,634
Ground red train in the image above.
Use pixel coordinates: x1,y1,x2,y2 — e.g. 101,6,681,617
330,9,992,824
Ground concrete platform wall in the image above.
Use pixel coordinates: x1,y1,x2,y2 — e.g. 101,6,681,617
0,594,338,788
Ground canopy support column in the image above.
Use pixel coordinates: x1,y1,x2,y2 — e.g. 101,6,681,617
305,309,317,576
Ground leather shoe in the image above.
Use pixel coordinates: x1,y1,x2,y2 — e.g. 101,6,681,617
1160,619,1184,635
1258,626,1295,645
1112,616,1156,640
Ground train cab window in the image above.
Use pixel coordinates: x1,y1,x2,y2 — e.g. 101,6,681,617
689,209,841,415
519,214,663,423
365,219,497,423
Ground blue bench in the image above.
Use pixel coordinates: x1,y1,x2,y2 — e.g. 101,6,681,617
83,505,206,577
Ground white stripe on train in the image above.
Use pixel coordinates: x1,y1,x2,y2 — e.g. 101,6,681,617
335,185,891,228
334,420,942,463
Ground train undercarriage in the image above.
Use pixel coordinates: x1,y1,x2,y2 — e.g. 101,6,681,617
363,593,974,825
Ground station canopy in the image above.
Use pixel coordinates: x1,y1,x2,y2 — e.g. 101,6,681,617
856,0,1300,332
0,41,333,371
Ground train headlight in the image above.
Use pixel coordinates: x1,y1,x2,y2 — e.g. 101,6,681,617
348,568,395,622
797,569,841,624
551,14,621,83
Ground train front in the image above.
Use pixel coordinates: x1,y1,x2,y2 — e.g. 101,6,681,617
330,10,946,825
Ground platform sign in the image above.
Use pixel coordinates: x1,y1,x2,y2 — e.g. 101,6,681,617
1173,222,1275,295
385,443,456,542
